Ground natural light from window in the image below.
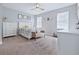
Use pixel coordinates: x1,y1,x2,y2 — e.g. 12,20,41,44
37,17,42,28
57,11,69,32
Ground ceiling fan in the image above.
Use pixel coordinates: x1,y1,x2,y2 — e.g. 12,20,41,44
31,3,44,11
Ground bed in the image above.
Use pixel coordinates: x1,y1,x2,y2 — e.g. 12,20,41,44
19,25,32,39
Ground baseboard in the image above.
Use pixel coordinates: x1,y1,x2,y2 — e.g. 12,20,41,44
3,35,16,38
18,34,29,40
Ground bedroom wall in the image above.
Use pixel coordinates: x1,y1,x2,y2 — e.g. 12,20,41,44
0,5,33,44
38,3,78,34
37,9,57,34
1,5,33,34
0,5,3,17
37,12,57,34
33,15,37,32
37,4,79,54
42,13,57,34
1,5,34,32
2,6,32,22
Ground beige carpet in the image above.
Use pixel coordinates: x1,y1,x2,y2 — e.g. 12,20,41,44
0,36,57,55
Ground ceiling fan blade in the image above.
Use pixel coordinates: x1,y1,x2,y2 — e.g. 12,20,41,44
30,3,44,11
30,8,36,10
38,8,44,10
30,8,40,12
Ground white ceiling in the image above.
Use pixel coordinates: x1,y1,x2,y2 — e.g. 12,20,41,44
1,3,74,15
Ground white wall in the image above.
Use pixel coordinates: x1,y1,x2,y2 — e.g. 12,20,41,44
1,6,32,36
33,15,37,31
37,11,57,34
2,6,32,22
38,4,78,34
42,14,57,34
0,5,2,17
37,4,79,55
0,5,33,44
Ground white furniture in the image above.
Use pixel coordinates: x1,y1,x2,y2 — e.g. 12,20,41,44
36,32,45,38
19,28,32,39
3,22,17,37
58,32,79,55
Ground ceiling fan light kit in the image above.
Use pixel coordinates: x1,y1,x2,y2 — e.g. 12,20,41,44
35,3,40,8
31,3,44,11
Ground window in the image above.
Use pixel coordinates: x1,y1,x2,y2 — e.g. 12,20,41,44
57,11,69,32
19,16,34,29
37,17,42,28
30,16,34,27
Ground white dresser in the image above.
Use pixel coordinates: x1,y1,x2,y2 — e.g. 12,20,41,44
3,22,17,37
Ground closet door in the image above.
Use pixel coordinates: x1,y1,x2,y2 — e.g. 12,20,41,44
3,22,17,37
